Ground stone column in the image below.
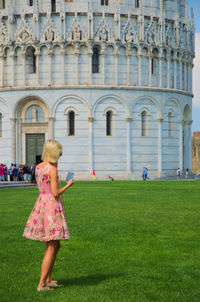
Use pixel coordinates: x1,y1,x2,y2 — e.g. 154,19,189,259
167,57,170,88
10,118,16,164
179,119,184,171
48,117,54,140
21,51,26,86
148,53,153,87
60,48,66,85
188,120,193,170
47,49,53,86
101,48,106,85
126,49,131,86
174,59,177,89
190,63,193,93
10,51,15,87
87,49,93,85
88,116,94,172
137,52,142,86
157,118,163,175
0,53,4,87
114,50,119,86
35,50,40,86
179,60,182,90
159,56,163,88
126,117,132,173
74,48,80,85
17,118,22,164
184,63,187,91
88,12,93,40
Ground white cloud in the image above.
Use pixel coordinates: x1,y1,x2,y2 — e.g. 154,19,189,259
193,32,200,107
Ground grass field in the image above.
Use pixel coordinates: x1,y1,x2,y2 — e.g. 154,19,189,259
0,180,200,302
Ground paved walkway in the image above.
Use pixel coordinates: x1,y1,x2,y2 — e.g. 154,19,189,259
0,181,36,188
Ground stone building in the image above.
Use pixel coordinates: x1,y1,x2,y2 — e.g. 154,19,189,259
0,0,195,179
192,132,200,175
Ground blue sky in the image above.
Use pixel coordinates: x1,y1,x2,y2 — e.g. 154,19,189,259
188,0,200,132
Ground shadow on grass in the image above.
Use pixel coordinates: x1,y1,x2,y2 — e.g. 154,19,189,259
60,272,125,287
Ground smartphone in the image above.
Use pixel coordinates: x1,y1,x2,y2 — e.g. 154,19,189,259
66,172,74,183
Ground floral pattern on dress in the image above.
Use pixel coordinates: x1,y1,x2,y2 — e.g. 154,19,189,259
23,164,70,242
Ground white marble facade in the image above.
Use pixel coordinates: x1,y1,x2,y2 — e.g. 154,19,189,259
0,0,195,179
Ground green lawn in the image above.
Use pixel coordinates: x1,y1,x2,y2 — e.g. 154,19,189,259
0,180,200,302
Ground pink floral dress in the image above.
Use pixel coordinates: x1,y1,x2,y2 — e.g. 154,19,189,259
23,164,70,242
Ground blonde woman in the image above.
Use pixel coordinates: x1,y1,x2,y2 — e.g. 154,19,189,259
23,140,74,291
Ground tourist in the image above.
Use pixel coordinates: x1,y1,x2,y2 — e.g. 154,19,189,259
145,167,149,180
23,139,74,291
142,167,146,181
92,169,96,180
18,165,24,181
12,164,19,181
185,168,189,179
108,176,114,181
8,163,14,181
177,168,181,180
31,163,36,183
0,164,5,181
3,164,8,181
23,164,31,182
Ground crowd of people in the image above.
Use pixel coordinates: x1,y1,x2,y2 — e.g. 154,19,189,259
0,163,36,182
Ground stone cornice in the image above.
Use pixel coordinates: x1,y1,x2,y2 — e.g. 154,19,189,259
0,85,193,97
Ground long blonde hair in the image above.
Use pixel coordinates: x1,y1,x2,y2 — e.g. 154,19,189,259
41,140,62,164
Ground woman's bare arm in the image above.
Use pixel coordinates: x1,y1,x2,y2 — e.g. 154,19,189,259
50,166,74,198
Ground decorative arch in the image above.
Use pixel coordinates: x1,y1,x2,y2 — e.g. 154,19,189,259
52,95,91,117
52,43,61,50
3,46,11,56
13,45,23,54
91,42,102,52
38,44,48,51
103,106,118,116
79,42,88,50
14,95,50,119
164,97,181,112
138,106,152,117
130,45,138,53
92,94,130,118
131,95,161,118
64,106,79,116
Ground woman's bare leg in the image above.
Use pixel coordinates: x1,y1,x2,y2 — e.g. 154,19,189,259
46,241,60,284
38,240,60,287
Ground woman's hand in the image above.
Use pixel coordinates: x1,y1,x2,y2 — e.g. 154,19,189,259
66,178,74,187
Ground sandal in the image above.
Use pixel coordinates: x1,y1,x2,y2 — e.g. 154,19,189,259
46,280,63,288
37,284,52,291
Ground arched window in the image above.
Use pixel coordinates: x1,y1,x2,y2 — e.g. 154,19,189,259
141,111,148,136
26,47,36,74
0,0,5,9
92,47,99,73
68,111,75,136
135,0,139,8
0,113,2,137
168,112,173,137
51,0,56,12
106,110,113,136
25,105,45,122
